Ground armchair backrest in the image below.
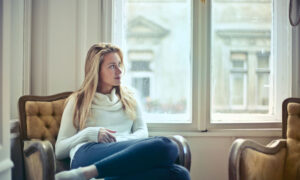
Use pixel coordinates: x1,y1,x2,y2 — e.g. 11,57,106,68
229,97,300,180
282,98,300,139
282,98,300,179
18,92,72,147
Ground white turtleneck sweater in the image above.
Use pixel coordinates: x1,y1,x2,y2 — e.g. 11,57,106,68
55,88,148,161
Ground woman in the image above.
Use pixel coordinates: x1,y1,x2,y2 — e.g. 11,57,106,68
55,43,190,180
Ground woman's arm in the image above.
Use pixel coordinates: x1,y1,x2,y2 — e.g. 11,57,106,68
55,97,100,160
116,99,148,141
130,102,149,137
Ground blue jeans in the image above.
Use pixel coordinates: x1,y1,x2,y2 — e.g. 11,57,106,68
71,136,190,180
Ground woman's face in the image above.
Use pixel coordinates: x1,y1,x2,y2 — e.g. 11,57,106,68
98,52,122,93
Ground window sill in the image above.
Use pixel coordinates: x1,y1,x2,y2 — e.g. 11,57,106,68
149,128,282,137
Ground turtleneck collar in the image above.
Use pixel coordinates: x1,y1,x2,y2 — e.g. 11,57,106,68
91,88,122,111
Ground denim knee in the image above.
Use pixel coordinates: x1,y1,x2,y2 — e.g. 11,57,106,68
169,164,190,180
153,137,179,163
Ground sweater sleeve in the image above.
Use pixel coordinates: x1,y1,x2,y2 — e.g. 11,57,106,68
116,98,148,142
55,97,100,160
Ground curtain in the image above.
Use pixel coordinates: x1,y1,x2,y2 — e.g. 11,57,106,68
290,0,300,26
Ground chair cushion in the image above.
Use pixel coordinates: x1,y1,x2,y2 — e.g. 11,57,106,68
240,148,286,180
284,102,300,179
25,99,66,146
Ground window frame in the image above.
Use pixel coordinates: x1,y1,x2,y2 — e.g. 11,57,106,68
111,0,294,133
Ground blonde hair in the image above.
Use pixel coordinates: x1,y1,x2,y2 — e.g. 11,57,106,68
67,43,137,130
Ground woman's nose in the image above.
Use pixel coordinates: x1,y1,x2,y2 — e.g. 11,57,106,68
116,66,122,74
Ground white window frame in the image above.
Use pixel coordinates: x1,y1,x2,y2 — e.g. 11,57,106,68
110,0,295,134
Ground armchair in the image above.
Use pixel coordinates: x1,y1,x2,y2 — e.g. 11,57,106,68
229,98,300,180
18,92,191,180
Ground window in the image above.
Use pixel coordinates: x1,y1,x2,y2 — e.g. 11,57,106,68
210,0,291,125
121,0,192,123
113,0,292,130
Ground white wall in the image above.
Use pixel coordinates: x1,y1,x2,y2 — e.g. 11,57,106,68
0,0,14,179
186,135,277,180
292,25,300,97
31,0,106,95
27,1,294,180
10,0,25,120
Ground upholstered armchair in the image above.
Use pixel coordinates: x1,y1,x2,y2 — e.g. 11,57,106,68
18,92,191,180
229,98,300,180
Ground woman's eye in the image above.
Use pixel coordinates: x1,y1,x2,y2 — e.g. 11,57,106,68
110,65,115,69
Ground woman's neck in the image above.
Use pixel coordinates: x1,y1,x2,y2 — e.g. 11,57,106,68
96,86,113,94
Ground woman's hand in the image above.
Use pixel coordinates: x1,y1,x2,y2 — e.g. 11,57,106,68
98,128,117,143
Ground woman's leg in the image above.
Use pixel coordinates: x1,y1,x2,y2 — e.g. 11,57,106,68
71,137,152,169
55,166,97,180
105,164,190,180
56,164,190,180
95,136,178,178
71,136,179,178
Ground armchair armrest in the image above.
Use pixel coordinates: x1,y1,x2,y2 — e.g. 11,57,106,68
23,140,56,180
229,139,287,180
169,135,191,171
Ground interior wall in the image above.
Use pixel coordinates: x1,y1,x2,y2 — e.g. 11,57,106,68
186,136,277,180
29,1,283,180
31,0,104,96
10,0,24,120
1,0,14,179
292,25,300,97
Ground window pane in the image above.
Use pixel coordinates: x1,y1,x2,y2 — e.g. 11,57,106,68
211,0,272,122
232,60,244,69
257,51,270,69
131,61,151,71
256,51,270,109
230,73,245,106
257,73,269,107
133,77,150,98
125,0,191,123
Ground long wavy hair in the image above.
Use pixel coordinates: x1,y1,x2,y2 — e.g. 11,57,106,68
67,43,137,130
